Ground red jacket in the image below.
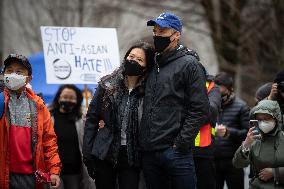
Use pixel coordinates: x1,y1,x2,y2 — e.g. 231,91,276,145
0,88,61,189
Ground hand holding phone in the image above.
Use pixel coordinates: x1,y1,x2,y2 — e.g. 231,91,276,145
249,120,262,140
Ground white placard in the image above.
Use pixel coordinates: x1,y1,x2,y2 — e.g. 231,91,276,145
40,26,120,84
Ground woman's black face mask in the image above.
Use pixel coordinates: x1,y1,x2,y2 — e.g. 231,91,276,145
59,101,76,113
124,59,145,76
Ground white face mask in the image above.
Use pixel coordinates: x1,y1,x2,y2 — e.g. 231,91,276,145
4,73,27,91
258,120,276,133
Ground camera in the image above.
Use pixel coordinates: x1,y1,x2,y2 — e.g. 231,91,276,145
249,120,262,140
277,81,284,92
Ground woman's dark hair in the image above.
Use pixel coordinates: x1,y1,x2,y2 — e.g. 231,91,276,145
123,41,155,72
50,84,83,119
100,41,155,90
99,41,154,106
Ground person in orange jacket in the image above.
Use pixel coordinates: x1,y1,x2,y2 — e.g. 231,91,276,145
0,54,61,189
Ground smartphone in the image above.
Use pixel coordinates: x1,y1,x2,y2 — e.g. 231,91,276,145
249,120,258,128
249,120,262,139
34,170,51,183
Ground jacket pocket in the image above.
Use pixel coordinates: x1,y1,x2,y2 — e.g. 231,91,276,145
91,127,113,160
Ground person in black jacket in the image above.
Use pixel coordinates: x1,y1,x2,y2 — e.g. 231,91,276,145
82,41,155,189
139,13,210,189
214,72,250,189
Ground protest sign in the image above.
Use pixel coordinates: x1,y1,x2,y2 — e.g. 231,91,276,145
41,26,120,84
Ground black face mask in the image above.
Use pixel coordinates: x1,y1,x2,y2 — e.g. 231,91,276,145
221,93,230,104
153,36,171,53
59,101,76,113
124,59,145,76
153,32,175,53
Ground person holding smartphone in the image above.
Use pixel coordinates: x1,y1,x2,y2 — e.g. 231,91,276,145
233,99,284,188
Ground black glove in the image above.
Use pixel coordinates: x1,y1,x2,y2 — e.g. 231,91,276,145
84,158,96,180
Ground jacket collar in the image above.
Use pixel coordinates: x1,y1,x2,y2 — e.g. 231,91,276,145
4,87,44,108
156,45,188,67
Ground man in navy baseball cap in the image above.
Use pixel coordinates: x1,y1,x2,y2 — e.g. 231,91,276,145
146,12,182,53
140,12,209,189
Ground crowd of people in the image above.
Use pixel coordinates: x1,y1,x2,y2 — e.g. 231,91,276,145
0,12,284,189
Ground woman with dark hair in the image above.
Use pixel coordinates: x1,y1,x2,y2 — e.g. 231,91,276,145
50,84,83,118
49,84,95,189
83,41,155,189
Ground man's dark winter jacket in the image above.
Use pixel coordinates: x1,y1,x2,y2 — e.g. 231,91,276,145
214,96,250,159
139,45,210,152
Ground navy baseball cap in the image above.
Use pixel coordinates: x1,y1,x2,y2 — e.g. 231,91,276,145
147,12,182,32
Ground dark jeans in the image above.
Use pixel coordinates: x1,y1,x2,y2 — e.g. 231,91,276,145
142,147,196,189
94,146,140,189
194,157,216,189
215,158,244,189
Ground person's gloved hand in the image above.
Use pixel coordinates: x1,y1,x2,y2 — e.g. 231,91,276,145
84,158,96,180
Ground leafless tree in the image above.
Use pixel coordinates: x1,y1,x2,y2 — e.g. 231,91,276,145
3,0,216,63
4,0,283,105
198,0,284,105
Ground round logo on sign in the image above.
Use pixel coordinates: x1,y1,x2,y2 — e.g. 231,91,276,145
53,59,72,80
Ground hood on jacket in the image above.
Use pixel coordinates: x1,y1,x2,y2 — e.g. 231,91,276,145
252,100,282,133
156,45,194,68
